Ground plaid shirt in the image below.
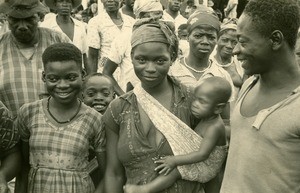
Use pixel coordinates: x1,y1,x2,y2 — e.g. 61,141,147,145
0,100,18,157
0,28,71,117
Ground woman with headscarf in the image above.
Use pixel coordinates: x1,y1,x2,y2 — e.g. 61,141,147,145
169,6,234,121
100,18,205,193
210,19,246,108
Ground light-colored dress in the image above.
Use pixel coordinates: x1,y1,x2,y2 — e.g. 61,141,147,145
17,100,105,193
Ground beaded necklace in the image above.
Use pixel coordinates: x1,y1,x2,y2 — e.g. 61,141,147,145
183,57,212,73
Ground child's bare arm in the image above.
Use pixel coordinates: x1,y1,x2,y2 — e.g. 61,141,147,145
158,123,225,168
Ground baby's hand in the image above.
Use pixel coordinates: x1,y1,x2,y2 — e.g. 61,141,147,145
154,156,176,175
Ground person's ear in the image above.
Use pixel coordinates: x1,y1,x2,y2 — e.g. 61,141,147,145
214,102,226,114
270,30,283,50
42,71,46,82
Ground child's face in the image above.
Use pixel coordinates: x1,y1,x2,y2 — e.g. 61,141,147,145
82,76,114,114
191,84,217,119
43,60,83,105
178,29,188,40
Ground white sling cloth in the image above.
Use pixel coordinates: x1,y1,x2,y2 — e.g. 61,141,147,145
133,83,227,182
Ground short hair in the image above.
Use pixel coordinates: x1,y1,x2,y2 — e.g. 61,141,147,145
195,77,232,104
82,72,113,90
42,43,82,69
243,0,300,48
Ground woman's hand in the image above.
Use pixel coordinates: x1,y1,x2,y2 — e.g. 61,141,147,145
154,156,177,176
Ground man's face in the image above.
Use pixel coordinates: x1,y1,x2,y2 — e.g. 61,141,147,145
168,0,182,12
55,0,73,16
233,14,272,76
8,14,39,44
103,0,120,12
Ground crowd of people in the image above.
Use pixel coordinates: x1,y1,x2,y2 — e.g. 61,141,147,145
0,0,300,193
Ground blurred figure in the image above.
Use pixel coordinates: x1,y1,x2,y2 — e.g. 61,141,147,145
120,0,135,18
87,0,134,74
41,0,88,69
162,0,187,32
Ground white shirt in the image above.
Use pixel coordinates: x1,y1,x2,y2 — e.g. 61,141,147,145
162,10,187,32
87,11,135,69
108,30,140,91
40,16,88,54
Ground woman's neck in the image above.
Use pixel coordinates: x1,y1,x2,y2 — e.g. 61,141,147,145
142,77,172,98
186,53,210,70
216,52,232,65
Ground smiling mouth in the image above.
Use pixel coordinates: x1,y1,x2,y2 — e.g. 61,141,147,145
92,104,106,112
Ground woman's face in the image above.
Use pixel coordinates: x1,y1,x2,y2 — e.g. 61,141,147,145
131,42,172,89
217,29,237,59
188,26,218,59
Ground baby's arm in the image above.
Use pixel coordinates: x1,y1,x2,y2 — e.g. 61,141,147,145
123,169,181,193
159,123,224,167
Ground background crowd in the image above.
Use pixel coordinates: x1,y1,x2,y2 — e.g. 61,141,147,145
0,0,300,193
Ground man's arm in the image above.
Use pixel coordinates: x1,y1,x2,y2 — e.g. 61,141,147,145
87,47,99,74
103,59,125,96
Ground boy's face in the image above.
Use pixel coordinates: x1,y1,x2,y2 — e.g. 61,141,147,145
191,83,217,119
43,60,83,105
178,29,188,40
82,76,114,114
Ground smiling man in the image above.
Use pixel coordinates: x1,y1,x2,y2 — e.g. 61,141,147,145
221,0,300,192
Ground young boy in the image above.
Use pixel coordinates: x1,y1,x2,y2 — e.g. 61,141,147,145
124,76,232,193
82,73,115,187
82,73,115,115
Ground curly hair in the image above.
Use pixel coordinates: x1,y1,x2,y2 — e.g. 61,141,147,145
244,0,300,48
42,43,82,69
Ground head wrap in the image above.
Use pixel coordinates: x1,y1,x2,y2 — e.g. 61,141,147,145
131,18,178,61
220,18,237,34
187,5,220,33
133,0,163,19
